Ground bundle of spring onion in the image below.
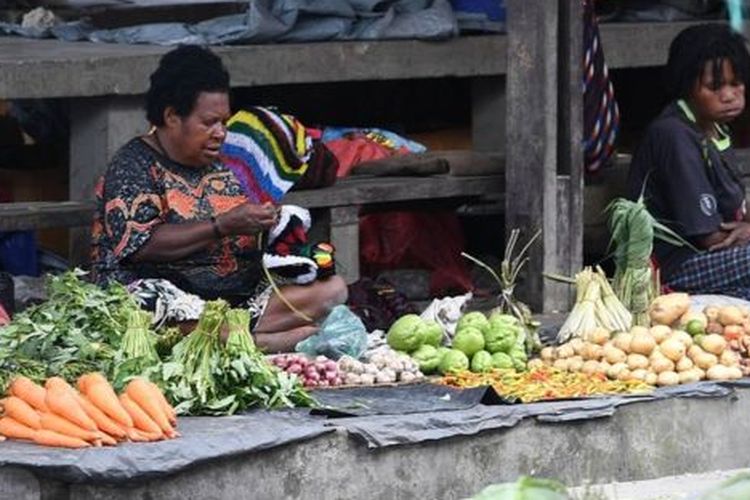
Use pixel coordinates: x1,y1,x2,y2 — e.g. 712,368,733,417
556,266,632,343
607,195,692,326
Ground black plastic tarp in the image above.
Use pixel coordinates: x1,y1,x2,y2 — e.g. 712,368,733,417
311,383,486,417
0,409,332,483
0,380,744,483
334,380,736,448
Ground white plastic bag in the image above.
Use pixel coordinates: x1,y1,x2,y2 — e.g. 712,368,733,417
419,292,472,342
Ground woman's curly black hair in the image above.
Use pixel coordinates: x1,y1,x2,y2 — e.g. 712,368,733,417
665,23,750,100
145,45,230,126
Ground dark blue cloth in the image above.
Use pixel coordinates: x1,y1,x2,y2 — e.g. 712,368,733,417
0,231,39,276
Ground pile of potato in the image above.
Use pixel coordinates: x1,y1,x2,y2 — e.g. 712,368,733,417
689,304,750,376
649,293,750,376
538,324,742,386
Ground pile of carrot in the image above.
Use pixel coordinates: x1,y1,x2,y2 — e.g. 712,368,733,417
0,374,178,449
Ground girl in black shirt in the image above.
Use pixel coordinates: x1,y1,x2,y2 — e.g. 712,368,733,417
628,24,750,298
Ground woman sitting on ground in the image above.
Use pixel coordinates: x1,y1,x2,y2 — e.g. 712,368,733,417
91,45,347,352
627,24,750,299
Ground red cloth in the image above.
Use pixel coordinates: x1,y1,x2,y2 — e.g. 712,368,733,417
0,185,12,203
360,211,473,296
325,136,410,178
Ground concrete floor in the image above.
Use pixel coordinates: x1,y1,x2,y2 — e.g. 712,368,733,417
569,468,750,499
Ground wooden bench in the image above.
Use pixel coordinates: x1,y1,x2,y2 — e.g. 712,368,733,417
0,151,504,283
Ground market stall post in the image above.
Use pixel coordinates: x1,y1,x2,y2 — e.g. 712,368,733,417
557,0,585,309
505,0,584,313
330,206,360,284
69,96,147,266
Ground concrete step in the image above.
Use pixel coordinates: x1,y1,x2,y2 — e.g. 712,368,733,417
568,468,750,500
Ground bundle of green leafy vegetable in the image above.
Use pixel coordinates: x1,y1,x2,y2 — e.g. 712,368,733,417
607,194,693,326
222,308,314,411
112,308,160,388
471,476,569,500
151,300,314,416
0,270,138,391
0,271,313,416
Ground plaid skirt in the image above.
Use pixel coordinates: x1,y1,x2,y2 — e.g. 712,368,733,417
666,245,750,301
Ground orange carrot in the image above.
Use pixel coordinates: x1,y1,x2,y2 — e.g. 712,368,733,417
119,394,163,436
122,426,161,442
126,379,172,435
45,386,97,432
75,395,127,440
133,428,163,442
39,412,103,443
33,429,90,449
86,381,133,428
2,396,41,430
45,376,76,394
124,427,145,442
96,432,118,446
77,374,95,395
78,373,113,396
9,376,49,412
147,381,177,427
84,373,111,389
0,416,37,440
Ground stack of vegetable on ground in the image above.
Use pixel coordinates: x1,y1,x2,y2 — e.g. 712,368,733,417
338,349,423,385
447,311,528,374
0,374,176,448
543,297,743,385
649,295,750,377
0,272,315,417
440,366,652,403
0,271,136,391
270,354,344,388
607,195,693,326
555,266,632,343
387,310,530,376
149,302,314,415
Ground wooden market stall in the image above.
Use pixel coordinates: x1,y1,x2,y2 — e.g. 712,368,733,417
0,1,585,312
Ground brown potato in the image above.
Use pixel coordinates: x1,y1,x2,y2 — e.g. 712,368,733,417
719,306,745,326
649,293,690,326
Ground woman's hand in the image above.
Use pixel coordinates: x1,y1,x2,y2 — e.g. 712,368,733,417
216,202,279,236
709,221,750,251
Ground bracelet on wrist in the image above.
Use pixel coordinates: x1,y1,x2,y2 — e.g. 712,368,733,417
210,216,223,239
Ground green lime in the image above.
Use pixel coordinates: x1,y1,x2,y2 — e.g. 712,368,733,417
685,319,706,337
